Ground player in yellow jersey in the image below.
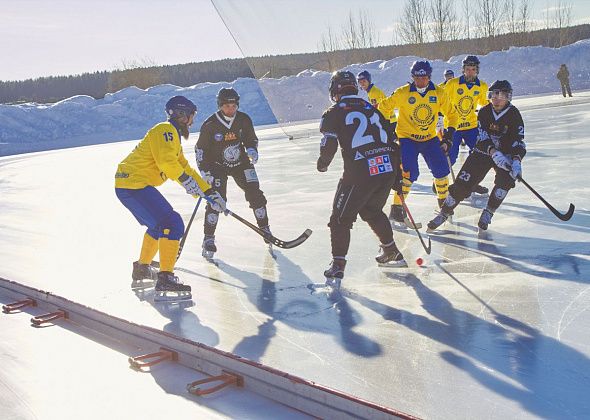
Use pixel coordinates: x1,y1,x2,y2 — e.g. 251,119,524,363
444,55,489,194
115,96,226,301
357,70,398,131
436,69,455,138
378,61,458,225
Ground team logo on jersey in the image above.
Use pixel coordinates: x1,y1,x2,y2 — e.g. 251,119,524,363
429,96,437,103
411,104,434,130
224,132,237,141
408,97,416,104
457,88,464,95
244,168,258,183
214,133,223,142
457,96,474,117
354,151,365,160
223,143,241,163
367,154,393,176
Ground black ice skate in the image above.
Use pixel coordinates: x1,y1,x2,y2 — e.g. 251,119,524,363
389,204,422,229
261,226,277,258
154,271,192,302
131,261,157,289
202,235,216,259
478,209,494,231
324,259,346,289
472,184,489,195
427,210,452,232
376,243,407,267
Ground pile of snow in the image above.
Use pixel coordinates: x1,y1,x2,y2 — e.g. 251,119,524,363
1,40,589,156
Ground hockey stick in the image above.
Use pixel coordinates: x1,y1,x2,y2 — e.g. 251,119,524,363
399,194,432,254
446,154,456,183
517,175,575,221
203,196,312,249
177,197,202,260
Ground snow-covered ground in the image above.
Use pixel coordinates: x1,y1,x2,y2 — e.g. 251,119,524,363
1,90,589,419
2,40,590,156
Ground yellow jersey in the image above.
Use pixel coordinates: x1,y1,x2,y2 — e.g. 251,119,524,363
115,121,209,191
378,82,457,142
444,76,488,131
366,83,397,123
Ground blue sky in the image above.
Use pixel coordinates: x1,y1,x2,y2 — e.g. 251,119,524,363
2,0,590,81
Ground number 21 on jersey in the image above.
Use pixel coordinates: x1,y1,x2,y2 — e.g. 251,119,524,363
345,111,387,149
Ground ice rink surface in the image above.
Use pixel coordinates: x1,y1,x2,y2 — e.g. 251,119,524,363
1,91,589,419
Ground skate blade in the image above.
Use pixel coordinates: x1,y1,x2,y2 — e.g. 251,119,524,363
202,250,215,259
390,220,408,230
403,217,422,229
154,291,192,302
378,259,408,268
131,279,155,290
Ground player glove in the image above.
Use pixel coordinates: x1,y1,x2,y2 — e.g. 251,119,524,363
392,170,404,195
491,151,512,171
440,128,455,153
200,170,215,187
317,157,329,172
510,158,522,180
206,190,227,213
246,148,259,165
179,174,203,196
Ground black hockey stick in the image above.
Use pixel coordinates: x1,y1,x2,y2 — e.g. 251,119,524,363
177,197,202,260
517,175,575,221
446,154,456,183
203,196,312,249
399,194,432,254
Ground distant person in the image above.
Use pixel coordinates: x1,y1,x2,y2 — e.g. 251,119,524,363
195,87,271,259
318,70,406,288
557,64,573,97
357,70,398,132
115,96,226,302
441,69,454,85
436,69,455,138
427,80,526,233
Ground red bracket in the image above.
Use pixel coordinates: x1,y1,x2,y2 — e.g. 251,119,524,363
3,298,37,313
30,310,67,326
186,371,244,396
128,348,178,371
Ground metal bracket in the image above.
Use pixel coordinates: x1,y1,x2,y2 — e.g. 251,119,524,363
2,298,37,313
128,347,178,371
186,371,244,396
30,310,67,326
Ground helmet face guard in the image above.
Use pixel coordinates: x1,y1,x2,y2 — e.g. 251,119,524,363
487,89,512,101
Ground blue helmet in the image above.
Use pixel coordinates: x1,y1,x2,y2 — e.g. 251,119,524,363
411,60,432,77
165,96,197,120
444,69,455,77
462,55,480,67
357,70,371,83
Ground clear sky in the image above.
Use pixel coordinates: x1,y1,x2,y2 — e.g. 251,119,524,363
2,0,590,82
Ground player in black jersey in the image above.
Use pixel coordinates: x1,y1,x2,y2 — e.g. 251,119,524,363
427,80,526,232
195,88,270,258
318,71,406,287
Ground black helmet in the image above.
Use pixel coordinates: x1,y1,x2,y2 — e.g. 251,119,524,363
488,80,513,101
462,55,480,67
217,87,240,108
329,70,358,102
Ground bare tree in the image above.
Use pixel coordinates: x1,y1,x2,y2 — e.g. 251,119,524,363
399,0,428,45
430,0,460,42
341,10,380,50
474,0,505,38
504,0,519,34
518,0,533,33
461,0,471,39
553,0,573,46
317,25,341,72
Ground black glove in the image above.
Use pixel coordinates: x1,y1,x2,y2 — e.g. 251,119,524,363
317,157,329,172
441,127,455,154
392,168,404,195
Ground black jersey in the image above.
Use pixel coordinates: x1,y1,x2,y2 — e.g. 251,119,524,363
476,103,526,160
196,110,258,171
318,95,399,183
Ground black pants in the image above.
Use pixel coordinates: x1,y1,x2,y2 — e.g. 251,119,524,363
446,151,516,212
204,162,268,236
560,81,572,97
328,175,395,258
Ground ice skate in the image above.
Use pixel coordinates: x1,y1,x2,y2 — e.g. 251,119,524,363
202,235,216,259
376,242,407,267
154,271,192,302
478,208,494,231
323,259,346,289
131,261,157,289
427,210,451,233
389,204,407,229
